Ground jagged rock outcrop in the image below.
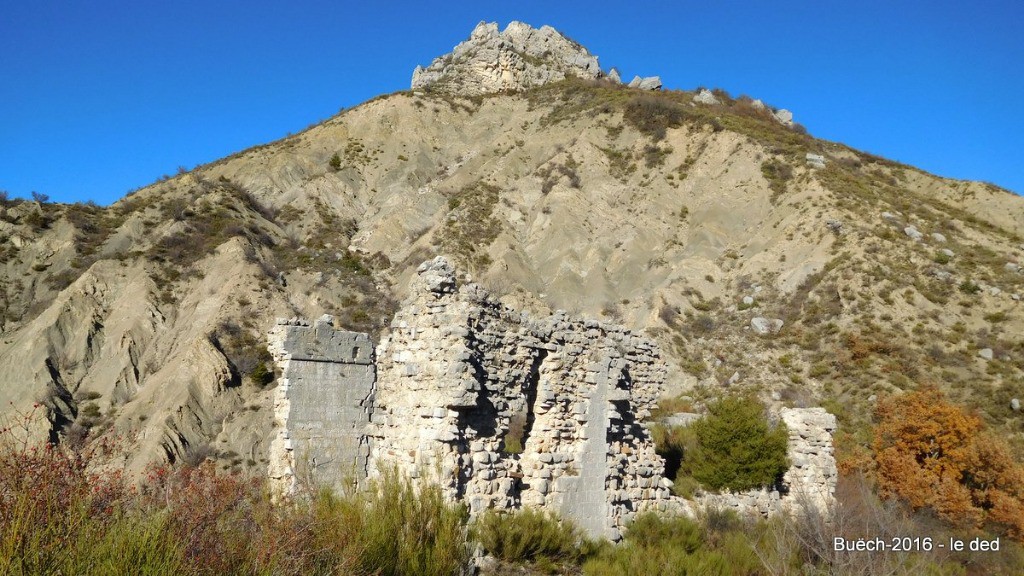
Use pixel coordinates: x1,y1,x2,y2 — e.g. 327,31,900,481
411,21,603,95
627,75,662,90
773,108,794,126
750,317,784,335
693,88,719,105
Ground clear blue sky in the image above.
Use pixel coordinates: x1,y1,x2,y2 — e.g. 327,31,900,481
2,1,1021,205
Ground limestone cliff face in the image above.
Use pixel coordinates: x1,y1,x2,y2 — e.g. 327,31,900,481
411,21,603,95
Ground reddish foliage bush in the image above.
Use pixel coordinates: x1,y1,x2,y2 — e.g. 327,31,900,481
873,386,1024,541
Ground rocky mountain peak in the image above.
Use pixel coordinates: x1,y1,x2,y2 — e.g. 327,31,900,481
411,21,606,95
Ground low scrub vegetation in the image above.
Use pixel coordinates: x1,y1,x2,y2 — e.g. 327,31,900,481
760,159,793,204
472,508,586,572
212,320,275,387
3,412,1022,575
584,512,761,576
0,419,468,575
873,386,1024,539
433,181,502,272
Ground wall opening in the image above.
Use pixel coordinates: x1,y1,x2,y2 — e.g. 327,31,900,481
502,349,546,454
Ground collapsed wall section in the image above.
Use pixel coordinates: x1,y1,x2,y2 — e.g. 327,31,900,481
264,257,840,538
368,257,674,540
267,316,374,497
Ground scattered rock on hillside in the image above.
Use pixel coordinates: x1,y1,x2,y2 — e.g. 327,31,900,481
607,68,622,84
693,89,719,105
773,109,794,126
627,75,662,90
806,153,826,169
931,232,947,243
1012,398,1021,412
1006,262,1020,273
904,226,923,241
751,317,784,335
411,21,603,95
940,248,955,258
979,348,994,361
638,76,662,90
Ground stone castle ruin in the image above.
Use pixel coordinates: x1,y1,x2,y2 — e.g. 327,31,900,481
267,320,375,496
267,257,837,539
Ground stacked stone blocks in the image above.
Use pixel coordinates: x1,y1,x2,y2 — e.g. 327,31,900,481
368,257,672,540
267,316,375,497
266,257,839,540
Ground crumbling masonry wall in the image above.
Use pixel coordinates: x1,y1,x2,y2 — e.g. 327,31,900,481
267,317,375,496
266,257,839,539
368,257,673,540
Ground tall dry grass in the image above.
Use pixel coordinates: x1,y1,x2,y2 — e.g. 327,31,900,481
0,409,468,576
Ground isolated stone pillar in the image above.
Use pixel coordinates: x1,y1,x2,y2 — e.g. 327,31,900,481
267,315,375,497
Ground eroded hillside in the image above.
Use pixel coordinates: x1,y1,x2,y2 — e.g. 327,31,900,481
2,26,1023,475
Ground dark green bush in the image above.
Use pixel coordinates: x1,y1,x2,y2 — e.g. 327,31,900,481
247,362,273,387
684,396,789,492
958,280,981,294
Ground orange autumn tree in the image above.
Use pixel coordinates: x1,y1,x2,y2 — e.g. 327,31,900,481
873,386,1024,540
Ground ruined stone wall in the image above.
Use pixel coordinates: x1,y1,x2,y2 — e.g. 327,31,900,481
265,258,839,538
267,316,375,497
368,257,673,540
779,407,838,513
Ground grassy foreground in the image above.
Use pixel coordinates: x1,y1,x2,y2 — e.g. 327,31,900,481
0,428,466,576
2,421,1022,574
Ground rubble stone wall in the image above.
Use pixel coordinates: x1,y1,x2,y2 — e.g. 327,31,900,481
267,317,375,497
368,257,672,540
266,257,839,539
